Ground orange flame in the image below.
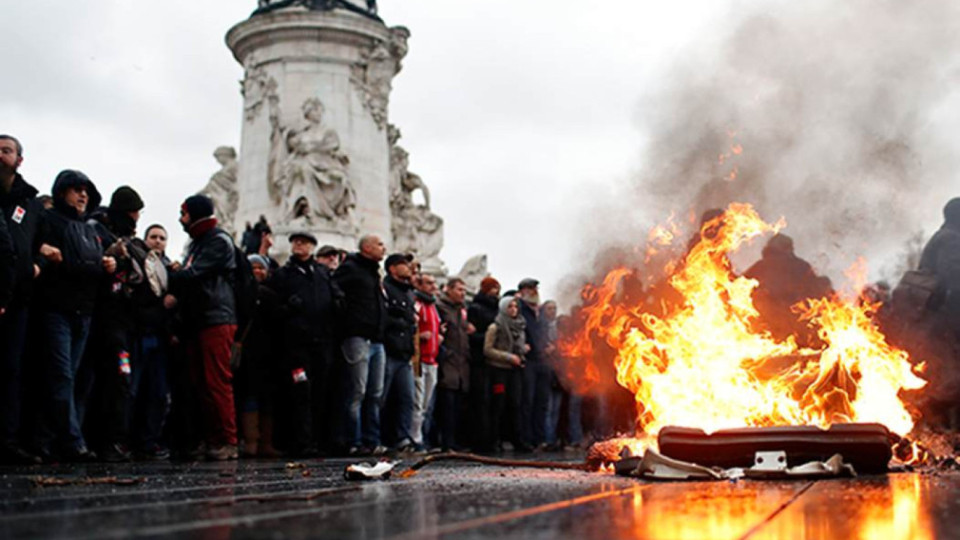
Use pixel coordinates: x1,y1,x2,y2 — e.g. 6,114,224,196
564,203,926,437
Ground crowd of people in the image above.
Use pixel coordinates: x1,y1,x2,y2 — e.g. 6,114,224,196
0,133,594,464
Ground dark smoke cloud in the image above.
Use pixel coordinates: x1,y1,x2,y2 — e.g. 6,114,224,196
572,0,960,296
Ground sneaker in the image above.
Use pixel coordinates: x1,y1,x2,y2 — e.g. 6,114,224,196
206,445,239,461
370,445,389,456
62,446,99,463
101,444,132,463
347,446,363,457
137,445,171,462
395,438,415,453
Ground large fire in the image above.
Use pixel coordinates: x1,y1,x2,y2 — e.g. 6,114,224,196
564,203,927,439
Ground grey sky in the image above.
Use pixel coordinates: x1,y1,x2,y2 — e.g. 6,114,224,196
2,1,956,304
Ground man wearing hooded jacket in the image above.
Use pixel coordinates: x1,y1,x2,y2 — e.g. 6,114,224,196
34,170,114,462
83,186,147,461
169,195,238,461
0,135,44,464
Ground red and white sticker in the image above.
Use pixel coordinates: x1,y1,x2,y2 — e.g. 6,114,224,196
292,368,308,384
12,206,25,224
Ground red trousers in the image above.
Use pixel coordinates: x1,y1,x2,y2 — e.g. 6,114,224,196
187,324,238,446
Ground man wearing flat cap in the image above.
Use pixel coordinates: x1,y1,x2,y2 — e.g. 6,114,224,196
269,231,341,455
315,244,343,272
517,277,552,450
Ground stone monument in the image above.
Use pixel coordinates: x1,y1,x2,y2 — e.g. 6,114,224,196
225,0,445,271
199,146,240,236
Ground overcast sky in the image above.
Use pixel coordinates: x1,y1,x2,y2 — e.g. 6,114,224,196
2,1,956,303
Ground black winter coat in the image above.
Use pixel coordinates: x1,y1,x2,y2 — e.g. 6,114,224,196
0,174,42,308
520,301,548,363
0,207,12,309
383,275,416,360
34,173,105,316
270,257,339,346
919,223,960,326
169,224,237,331
333,253,385,341
468,292,499,364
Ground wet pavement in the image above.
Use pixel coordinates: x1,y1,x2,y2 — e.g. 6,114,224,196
0,454,957,539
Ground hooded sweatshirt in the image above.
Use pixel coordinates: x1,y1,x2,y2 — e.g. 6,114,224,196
34,170,105,316
484,296,527,370
919,198,960,324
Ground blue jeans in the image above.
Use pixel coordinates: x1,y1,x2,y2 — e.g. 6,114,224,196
546,387,584,446
0,305,29,447
521,361,552,446
130,334,170,449
381,357,415,445
40,311,91,452
341,337,385,448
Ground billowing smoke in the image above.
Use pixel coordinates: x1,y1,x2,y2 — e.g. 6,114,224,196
570,0,960,297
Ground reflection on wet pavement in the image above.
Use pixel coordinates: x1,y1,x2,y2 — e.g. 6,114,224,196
0,456,958,539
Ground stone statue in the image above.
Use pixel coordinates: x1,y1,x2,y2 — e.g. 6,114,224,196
388,127,444,269
200,146,240,234
456,255,490,295
268,97,356,227
350,26,410,130
253,0,382,21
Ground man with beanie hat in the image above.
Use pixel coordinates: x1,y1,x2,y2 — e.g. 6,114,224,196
467,276,500,450
83,186,167,461
0,134,44,464
169,194,239,460
34,169,113,462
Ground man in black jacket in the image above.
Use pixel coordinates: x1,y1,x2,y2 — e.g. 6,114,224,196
269,231,339,455
34,170,114,462
334,234,386,454
380,253,417,450
467,276,500,450
83,187,147,462
169,195,238,461
517,277,552,450
0,135,44,464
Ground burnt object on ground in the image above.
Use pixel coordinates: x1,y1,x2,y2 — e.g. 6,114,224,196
658,423,893,474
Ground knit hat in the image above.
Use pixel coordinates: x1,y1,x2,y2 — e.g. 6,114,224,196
181,194,215,221
247,254,270,269
480,276,501,295
109,186,144,213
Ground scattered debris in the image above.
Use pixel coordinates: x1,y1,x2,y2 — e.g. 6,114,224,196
30,476,145,487
344,461,400,481
403,452,592,478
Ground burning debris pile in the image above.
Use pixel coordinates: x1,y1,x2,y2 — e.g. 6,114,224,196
563,203,946,474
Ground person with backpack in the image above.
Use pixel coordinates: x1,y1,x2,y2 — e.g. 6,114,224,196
34,170,113,462
168,194,239,461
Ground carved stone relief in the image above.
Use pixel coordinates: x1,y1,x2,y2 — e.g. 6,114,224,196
267,97,357,232
241,63,279,122
349,26,410,130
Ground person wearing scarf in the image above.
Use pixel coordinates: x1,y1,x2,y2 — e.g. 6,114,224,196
168,194,239,461
483,296,531,452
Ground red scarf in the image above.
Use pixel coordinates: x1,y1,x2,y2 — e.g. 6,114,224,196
187,216,218,239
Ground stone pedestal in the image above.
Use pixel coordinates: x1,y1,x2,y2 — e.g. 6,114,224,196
226,6,404,254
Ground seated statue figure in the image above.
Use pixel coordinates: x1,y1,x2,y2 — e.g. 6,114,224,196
269,98,356,224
